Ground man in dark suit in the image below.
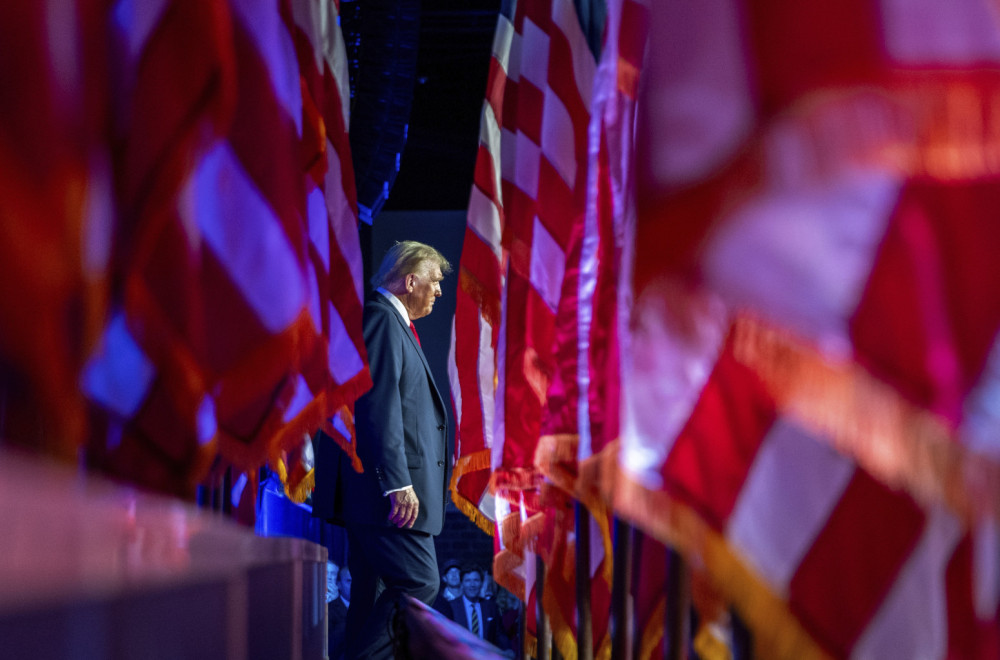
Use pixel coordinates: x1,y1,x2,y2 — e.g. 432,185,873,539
432,557,463,615
328,566,350,660
336,241,452,659
448,565,501,647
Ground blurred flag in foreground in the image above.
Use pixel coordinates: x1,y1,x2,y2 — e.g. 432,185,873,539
0,0,113,454
448,1,597,655
631,0,1000,521
613,0,1000,656
0,0,369,499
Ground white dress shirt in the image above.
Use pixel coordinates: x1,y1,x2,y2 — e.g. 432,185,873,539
377,287,410,322
462,595,483,639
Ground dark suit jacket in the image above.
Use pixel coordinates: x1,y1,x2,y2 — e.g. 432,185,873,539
332,292,450,535
432,590,459,617
328,597,348,660
312,428,347,526
448,596,500,646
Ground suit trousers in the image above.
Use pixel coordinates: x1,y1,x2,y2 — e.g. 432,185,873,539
345,525,439,660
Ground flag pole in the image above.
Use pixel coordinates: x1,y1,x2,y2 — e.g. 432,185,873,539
665,548,689,660
222,466,233,516
521,592,529,659
576,502,593,660
630,526,645,660
537,553,551,660
611,516,633,659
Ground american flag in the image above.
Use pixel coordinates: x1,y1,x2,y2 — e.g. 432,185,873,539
619,317,1000,657
81,0,239,491
531,0,650,655
447,0,597,607
83,0,307,493
74,0,368,497
0,0,113,454
630,0,1000,521
616,1,1000,654
287,0,371,488
447,4,512,537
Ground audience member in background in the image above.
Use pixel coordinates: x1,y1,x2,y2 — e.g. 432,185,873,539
328,566,351,660
326,561,339,603
432,558,463,614
479,572,496,602
495,587,522,658
447,565,500,647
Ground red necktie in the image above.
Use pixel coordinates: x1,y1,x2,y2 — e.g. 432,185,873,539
409,321,421,346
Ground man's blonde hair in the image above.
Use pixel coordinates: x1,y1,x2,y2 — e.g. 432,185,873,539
370,240,452,289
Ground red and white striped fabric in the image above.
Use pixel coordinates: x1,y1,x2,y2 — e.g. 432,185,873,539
81,0,368,496
0,0,112,453
574,0,647,653
618,315,1000,658
448,6,512,535
288,0,371,480
202,0,318,476
631,0,1000,522
448,0,595,528
82,0,239,492
616,1,1000,654
447,1,597,639
531,0,650,655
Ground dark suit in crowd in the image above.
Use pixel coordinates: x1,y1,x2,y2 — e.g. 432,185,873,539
449,595,501,647
328,596,348,660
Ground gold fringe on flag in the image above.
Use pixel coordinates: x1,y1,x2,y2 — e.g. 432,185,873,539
693,625,733,660
638,597,666,660
534,433,580,493
540,529,614,660
525,632,538,660
321,404,364,474
693,623,732,660
751,78,1000,185
285,465,314,504
190,310,338,479
543,581,580,660
493,510,547,602
614,473,833,660
492,466,545,495
534,435,616,512
493,547,527,602
540,498,582,660
535,435,618,586
617,58,641,99
272,453,313,505
459,268,501,328
733,315,1000,523
449,448,495,535
499,509,547,557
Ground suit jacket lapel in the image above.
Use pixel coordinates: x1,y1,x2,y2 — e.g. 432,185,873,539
372,294,446,415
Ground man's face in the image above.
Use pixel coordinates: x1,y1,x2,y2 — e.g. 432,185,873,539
337,567,352,601
461,571,482,600
327,563,338,600
444,567,461,588
403,260,444,320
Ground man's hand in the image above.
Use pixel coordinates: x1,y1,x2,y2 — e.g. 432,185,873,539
388,486,420,528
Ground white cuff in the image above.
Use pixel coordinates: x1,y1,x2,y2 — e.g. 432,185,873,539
383,484,413,497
